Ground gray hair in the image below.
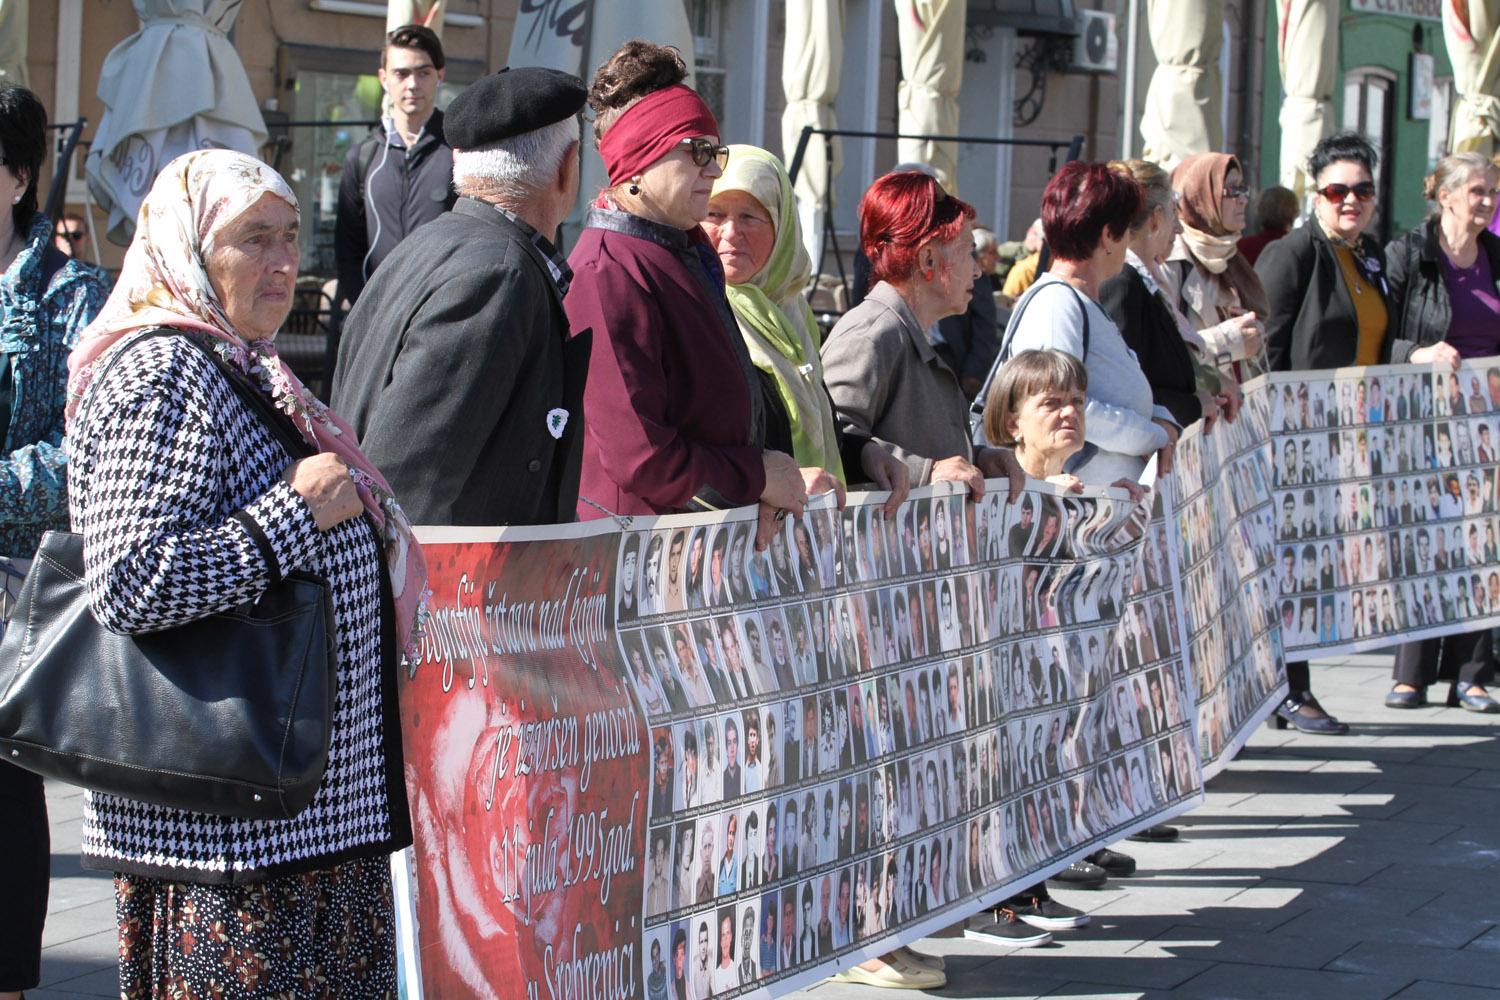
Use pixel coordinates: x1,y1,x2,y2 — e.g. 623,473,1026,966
1425,151,1498,210
973,226,998,251
452,114,580,205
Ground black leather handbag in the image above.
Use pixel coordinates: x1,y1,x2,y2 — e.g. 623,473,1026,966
0,331,337,820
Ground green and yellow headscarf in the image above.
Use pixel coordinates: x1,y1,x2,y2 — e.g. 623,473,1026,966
712,145,845,483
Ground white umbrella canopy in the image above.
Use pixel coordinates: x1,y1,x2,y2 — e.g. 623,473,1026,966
0,0,28,86
1274,0,1338,198
84,0,267,245
895,0,964,194
1443,0,1500,156
507,0,695,243
782,0,843,207
385,0,445,35
1138,0,1224,171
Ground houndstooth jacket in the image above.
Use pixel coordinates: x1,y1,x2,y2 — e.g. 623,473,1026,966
66,331,411,883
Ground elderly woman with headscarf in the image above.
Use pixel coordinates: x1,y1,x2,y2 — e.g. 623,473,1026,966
65,150,425,995
702,145,909,515
1160,152,1270,383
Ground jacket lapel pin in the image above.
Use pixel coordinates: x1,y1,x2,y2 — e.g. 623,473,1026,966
546,407,569,440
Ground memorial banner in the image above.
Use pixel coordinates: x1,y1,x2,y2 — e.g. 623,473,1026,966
1268,361,1500,659
1164,375,1288,779
399,481,1203,1000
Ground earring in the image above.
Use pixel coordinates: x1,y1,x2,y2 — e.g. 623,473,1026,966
9,195,17,205
923,268,935,282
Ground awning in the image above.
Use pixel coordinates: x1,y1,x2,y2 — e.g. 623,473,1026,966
1138,0,1224,171
1274,0,1338,197
0,0,27,86
507,1,696,243
84,0,267,244
781,0,842,207
896,0,965,194
1443,0,1500,156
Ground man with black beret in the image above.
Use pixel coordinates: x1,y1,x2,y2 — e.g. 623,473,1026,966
332,66,592,527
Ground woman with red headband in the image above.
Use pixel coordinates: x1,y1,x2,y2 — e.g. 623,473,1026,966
565,42,809,528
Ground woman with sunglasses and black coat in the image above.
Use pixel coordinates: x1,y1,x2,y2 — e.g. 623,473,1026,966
566,41,811,526
1255,131,1451,736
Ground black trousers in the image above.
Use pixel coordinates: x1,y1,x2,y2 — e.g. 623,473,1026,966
1393,630,1495,690
0,760,48,991
1285,660,1310,697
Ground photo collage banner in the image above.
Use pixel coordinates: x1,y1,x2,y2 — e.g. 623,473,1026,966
1268,361,1500,659
1163,375,1288,778
397,479,1203,1000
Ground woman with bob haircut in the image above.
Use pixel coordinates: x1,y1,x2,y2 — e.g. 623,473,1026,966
1382,151,1500,713
1001,160,1178,486
822,171,1021,508
565,41,809,532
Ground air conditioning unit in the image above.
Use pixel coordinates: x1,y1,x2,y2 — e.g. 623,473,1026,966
1070,9,1118,73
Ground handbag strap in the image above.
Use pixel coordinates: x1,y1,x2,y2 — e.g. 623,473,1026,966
82,329,315,461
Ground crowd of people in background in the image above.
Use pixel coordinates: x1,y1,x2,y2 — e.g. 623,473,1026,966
3,22,1500,998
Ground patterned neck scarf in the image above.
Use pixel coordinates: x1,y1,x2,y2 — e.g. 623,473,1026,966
67,149,429,655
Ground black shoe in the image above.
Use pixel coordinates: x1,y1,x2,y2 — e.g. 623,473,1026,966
1050,859,1107,888
964,907,1054,947
1008,887,1090,930
1127,823,1179,843
1274,692,1349,734
1385,685,1427,709
1086,847,1137,877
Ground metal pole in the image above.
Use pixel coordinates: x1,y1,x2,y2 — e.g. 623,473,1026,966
1122,0,1140,159
42,119,86,224
788,125,815,185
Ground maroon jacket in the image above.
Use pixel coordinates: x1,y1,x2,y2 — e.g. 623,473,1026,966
565,207,767,519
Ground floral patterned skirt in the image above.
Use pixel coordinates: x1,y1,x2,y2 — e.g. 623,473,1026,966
115,856,397,999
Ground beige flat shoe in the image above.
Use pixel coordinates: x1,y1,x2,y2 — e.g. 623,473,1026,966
829,958,946,990
895,945,946,971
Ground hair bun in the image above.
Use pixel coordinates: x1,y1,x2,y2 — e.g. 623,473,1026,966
588,40,689,115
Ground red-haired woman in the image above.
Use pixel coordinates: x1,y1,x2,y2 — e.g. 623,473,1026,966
1003,161,1178,485
822,171,1018,501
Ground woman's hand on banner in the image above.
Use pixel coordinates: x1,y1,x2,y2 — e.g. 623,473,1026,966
860,441,911,516
1152,419,1179,476
975,447,1026,503
800,466,846,509
1197,390,1220,435
932,455,986,501
1111,478,1149,503
1046,473,1084,494
1410,341,1462,370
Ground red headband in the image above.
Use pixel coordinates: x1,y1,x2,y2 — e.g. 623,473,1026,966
598,84,720,186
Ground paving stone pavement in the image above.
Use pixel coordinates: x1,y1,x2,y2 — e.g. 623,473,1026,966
26,654,1500,999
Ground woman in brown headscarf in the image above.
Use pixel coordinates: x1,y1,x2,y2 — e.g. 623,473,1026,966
1161,152,1270,384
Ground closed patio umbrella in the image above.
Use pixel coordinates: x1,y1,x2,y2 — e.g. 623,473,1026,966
1138,0,1224,171
1444,0,1500,156
84,0,266,244
386,0,445,34
0,0,27,86
782,0,843,263
1274,0,1338,197
895,0,964,194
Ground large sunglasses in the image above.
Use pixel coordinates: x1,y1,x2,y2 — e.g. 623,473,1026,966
678,137,730,170
1317,181,1377,203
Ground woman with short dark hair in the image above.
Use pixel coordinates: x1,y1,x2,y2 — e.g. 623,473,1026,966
1256,129,1444,734
1003,160,1178,485
0,83,107,1000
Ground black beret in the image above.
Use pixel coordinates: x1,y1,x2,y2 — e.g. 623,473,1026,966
444,66,587,150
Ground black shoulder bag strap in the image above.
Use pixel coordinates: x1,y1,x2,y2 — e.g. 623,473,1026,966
995,279,1093,365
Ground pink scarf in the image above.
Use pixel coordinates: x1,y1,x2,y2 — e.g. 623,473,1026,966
67,150,429,656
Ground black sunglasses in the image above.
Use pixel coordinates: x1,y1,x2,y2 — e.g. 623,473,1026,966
678,137,730,170
1317,181,1377,203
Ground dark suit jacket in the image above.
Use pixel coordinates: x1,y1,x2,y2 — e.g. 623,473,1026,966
331,198,590,526
1100,264,1204,428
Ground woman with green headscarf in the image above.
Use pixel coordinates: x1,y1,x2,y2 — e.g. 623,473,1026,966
703,145,909,516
